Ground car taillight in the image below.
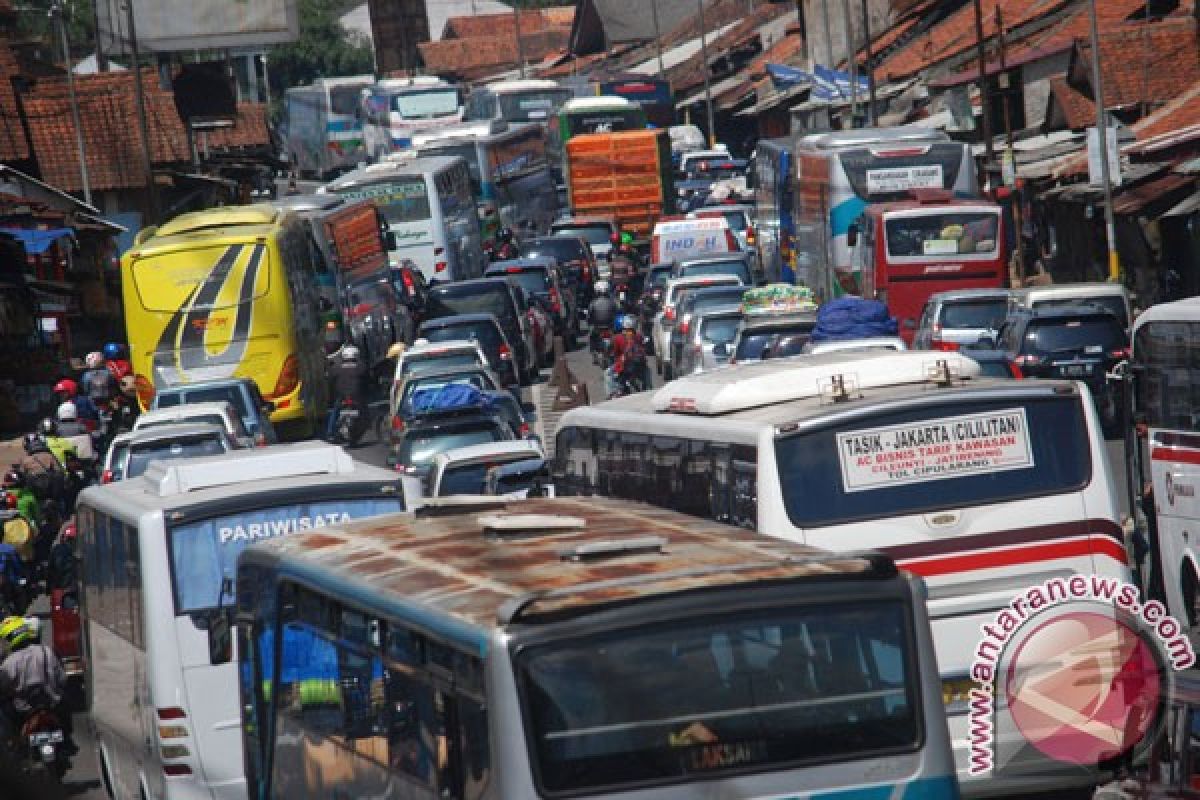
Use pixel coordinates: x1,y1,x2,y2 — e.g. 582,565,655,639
270,355,299,398
101,469,113,484
498,343,512,360
254,432,267,447
519,422,530,437
390,415,405,432
679,319,690,335
1009,363,1025,379
931,340,960,352
1013,354,1042,367
342,397,355,407
134,374,155,408
725,230,738,250
401,270,416,296
664,306,676,321
435,246,447,273
746,226,756,246
1109,347,1131,359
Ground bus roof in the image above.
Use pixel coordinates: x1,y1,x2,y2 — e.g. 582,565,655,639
483,79,560,93
412,119,508,147
797,125,949,152
131,204,291,254
239,496,895,638
271,193,345,213
285,75,372,94
866,198,1002,217
325,155,466,189
561,96,636,112
374,76,450,91
79,442,401,517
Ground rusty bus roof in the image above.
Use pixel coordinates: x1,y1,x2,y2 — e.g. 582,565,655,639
242,496,894,646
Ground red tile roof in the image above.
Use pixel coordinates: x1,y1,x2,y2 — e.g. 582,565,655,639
1130,80,1200,143
1047,74,1094,130
441,7,574,39
420,29,571,79
0,42,28,162
1077,21,1200,112
199,103,272,151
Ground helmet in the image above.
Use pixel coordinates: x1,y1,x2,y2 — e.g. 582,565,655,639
52,379,77,397
496,227,513,244
593,280,610,294
2,471,21,489
3,493,15,510
85,351,104,369
103,343,123,360
621,232,634,246
38,418,57,436
0,617,35,650
622,315,636,331
56,401,78,422
341,345,360,363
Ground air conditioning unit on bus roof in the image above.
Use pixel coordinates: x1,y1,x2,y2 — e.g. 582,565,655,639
651,351,982,416
140,442,360,497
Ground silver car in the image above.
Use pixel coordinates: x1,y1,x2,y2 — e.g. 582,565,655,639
912,288,1012,351
675,305,743,375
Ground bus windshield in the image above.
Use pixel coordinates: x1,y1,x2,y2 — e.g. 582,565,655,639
553,225,611,247
774,396,1090,528
517,599,916,794
500,89,570,122
169,497,403,616
336,179,432,225
391,89,459,119
564,109,644,137
884,213,1000,258
329,86,363,116
423,143,481,191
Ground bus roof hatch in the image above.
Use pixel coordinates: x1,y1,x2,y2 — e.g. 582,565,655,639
141,442,361,497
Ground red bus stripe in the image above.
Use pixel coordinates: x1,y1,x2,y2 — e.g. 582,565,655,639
898,537,1128,578
1152,447,1200,465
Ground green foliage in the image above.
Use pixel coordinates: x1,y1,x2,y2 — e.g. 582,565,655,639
14,0,96,58
267,0,375,98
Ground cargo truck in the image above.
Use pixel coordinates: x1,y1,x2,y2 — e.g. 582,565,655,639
564,129,675,244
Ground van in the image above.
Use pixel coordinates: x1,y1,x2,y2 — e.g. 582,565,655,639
1009,282,1132,333
650,217,740,263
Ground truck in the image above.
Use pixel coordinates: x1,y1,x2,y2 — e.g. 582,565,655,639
564,129,675,245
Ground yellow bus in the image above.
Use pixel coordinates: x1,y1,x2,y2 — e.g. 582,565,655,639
121,205,327,438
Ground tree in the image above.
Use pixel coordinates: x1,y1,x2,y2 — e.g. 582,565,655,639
14,0,96,61
267,0,374,99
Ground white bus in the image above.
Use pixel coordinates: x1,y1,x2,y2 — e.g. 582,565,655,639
464,78,573,126
360,76,463,160
284,75,374,179
324,154,485,283
78,443,420,800
791,126,979,301
555,351,1129,796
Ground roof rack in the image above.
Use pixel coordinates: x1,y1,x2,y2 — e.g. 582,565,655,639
415,496,510,517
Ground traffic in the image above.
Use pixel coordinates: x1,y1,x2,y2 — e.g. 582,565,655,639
0,70,1190,800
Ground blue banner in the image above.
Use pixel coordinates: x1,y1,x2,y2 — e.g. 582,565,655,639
812,64,870,102
765,63,813,88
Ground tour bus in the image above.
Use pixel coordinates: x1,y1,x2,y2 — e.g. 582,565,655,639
78,443,421,800
284,75,374,179
324,154,485,283
555,350,1129,796
417,121,558,242
792,126,979,302
463,78,573,127
1129,297,1200,621
237,495,957,799
850,193,1007,341
752,137,797,284
563,74,675,127
360,76,463,159
555,96,648,142
122,205,328,438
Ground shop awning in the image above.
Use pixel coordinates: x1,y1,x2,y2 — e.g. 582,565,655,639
0,227,74,255
1111,174,1195,215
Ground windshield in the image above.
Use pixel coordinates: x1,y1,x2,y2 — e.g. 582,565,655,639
701,315,741,344
156,386,246,415
940,299,1008,330
553,225,611,247
329,86,364,117
1024,318,1125,355
335,179,432,226
392,89,459,119
648,268,672,289
499,89,571,122
885,212,1000,257
428,285,514,325
398,424,505,466
775,397,1090,528
680,261,751,284
1033,297,1128,329
403,352,483,377
423,322,504,352
491,268,550,297
140,414,226,431
125,435,228,479
688,287,748,315
169,496,403,615
440,455,529,496
524,239,586,262
422,143,481,193
517,599,916,794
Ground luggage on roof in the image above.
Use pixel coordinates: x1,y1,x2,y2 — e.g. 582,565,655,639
811,296,897,342
741,284,818,316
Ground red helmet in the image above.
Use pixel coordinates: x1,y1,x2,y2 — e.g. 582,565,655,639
62,522,77,541
53,378,78,397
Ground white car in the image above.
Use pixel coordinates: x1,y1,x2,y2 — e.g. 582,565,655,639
652,275,743,374
133,401,254,448
101,423,238,483
428,439,546,498
391,339,489,409
804,337,908,355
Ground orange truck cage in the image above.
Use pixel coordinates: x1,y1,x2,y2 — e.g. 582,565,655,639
565,129,675,244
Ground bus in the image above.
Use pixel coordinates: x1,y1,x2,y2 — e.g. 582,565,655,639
555,96,648,142
360,76,463,160
752,137,797,284
563,74,675,127
417,122,558,243
237,495,956,800
79,443,420,800
284,75,374,180
555,350,1130,796
851,193,1006,341
122,205,328,438
792,126,979,301
463,78,573,127
324,154,484,283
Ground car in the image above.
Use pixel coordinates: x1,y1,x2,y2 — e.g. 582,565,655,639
390,339,489,409
425,277,537,384
668,284,750,374
100,423,238,484
390,404,516,482
803,337,908,355
673,253,756,286
427,439,546,497
677,148,737,177
731,312,819,363
1009,282,1132,334
912,288,1012,351
550,215,619,263
416,314,519,389
653,274,743,375
389,260,431,341
150,377,278,445
486,257,578,346
520,235,597,307
392,364,502,422
996,304,1128,435
959,344,1023,379
133,401,255,448
675,305,743,376
480,389,535,440
636,263,675,344
688,204,756,254
516,284,555,369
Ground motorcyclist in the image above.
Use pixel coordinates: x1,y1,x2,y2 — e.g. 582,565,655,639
51,379,97,429
80,351,117,410
606,315,647,398
102,343,132,382
0,495,34,565
0,616,70,751
587,281,617,330
47,521,76,593
326,345,369,440
0,543,23,614
60,453,94,515
1,472,38,529
493,227,519,261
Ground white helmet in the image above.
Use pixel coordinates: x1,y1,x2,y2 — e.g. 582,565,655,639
341,345,360,362
594,280,610,294
56,401,78,422
85,351,104,369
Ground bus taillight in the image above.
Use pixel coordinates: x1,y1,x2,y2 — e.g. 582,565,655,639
271,355,300,398
134,374,156,408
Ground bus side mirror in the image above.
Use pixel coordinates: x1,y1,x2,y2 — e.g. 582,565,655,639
208,609,232,665
847,224,859,248
384,232,397,250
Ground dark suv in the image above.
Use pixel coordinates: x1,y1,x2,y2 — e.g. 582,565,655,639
998,304,1128,434
521,235,597,306
486,258,578,344
417,314,519,389
425,278,535,384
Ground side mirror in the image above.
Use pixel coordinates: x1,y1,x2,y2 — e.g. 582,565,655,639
384,232,397,251
207,578,234,665
847,224,859,248
713,343,729,357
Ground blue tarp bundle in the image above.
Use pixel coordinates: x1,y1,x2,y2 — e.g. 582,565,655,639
408,382,487,415
811,297,898,342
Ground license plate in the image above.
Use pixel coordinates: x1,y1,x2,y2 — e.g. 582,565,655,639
340,410,360,419
1059,364,1094,378
29,731,63,746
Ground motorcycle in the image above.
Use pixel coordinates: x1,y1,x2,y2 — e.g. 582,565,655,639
0,707,71,796
611,354,649,398
331,398,367,447
589,325,613,366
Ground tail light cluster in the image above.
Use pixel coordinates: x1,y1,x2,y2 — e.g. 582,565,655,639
271,355,299,401
498,343,512,361
156,706,193,776
1012,354,1043,367
664,306,676,322
134,374,156,408
746,226,757,246
101,469,114,484
434,246,447,273
1109,347,1131,359
929,326,959,352
725,230,739,251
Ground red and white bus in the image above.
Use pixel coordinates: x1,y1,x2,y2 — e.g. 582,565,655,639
850,192,1006,344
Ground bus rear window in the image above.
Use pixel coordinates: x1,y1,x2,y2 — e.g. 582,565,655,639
774,396,1091,528
131,244,271,313
518,600,917,794
885,213,999,257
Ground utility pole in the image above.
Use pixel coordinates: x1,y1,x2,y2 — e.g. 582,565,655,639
972,0,995,167
796,0,809,64
49,0,91,207
651,0,665,76
840,0,858,123
860,0,876,125
125,0,159,223
820,0,834,67
996,8,1023,282
513,5,527,78
91,0,107,71
1087,0,1121,282
697,0,717,147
